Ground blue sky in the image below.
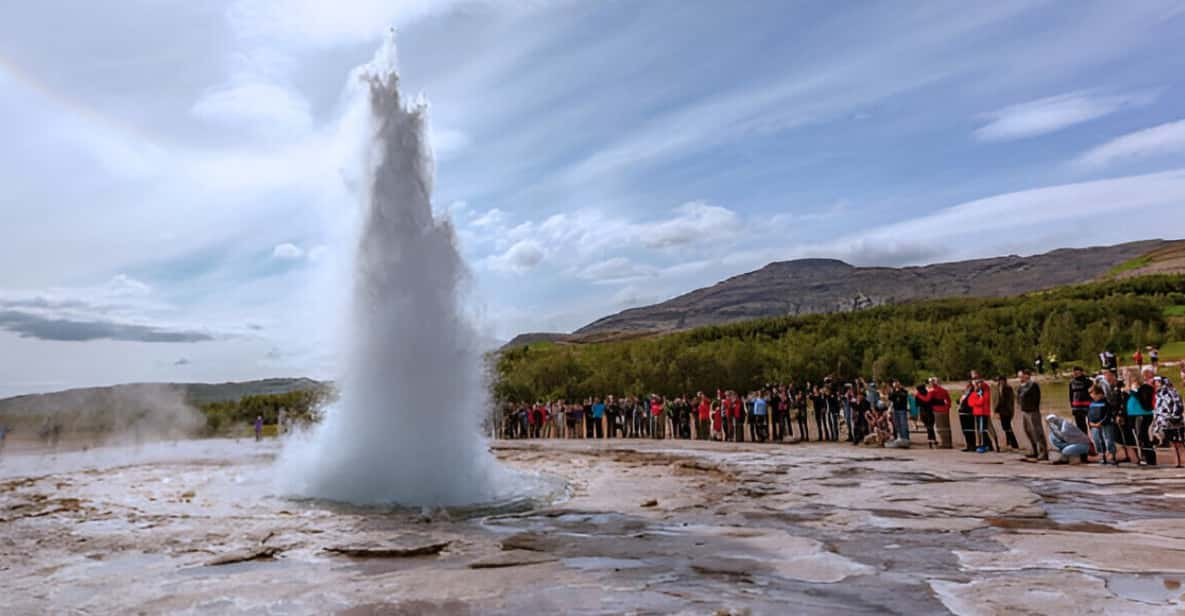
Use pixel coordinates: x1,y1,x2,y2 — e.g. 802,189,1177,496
2,1,1185,395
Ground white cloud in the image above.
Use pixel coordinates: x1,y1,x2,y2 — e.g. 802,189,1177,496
611,284,663,309
226,0,509,48
430,126,471,159
471,208,507,228
577,257,658,283
306,245,329,263
820,168,1185,265
1075,119,1185,169
191,81,313,139
272,243,305,260
105,274,152,298
974,91,1155,142
643,202,741,248
485,239,545,273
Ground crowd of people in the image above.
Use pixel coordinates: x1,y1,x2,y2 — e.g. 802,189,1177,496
499,356,1185,468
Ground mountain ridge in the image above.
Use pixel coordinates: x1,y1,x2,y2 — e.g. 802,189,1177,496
501,239,1185,348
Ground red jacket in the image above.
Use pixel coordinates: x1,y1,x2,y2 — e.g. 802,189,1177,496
697,400,711,421
917,386,951,413
968,386,991,417
725,399,743,419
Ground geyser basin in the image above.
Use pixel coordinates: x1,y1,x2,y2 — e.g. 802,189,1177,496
277,34,526,508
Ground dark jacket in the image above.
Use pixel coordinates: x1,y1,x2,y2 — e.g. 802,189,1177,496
994,383,1016,420
1068,375,1092,411
1017,381,1042,413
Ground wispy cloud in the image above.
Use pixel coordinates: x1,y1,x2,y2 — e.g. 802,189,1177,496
484,239,545,273
191,81,313,139
1074,119,1185,168
975,91,1156,142
272,243,306,260
0,310,213,343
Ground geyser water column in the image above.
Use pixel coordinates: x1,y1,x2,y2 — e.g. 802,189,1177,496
279,35,506,507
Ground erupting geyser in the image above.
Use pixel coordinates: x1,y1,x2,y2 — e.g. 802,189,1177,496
279,34,508,506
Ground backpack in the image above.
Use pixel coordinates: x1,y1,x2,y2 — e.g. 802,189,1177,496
1157,385,1184,428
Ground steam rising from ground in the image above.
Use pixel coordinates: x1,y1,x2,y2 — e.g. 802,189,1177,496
278,35,506,506
0,383,203,449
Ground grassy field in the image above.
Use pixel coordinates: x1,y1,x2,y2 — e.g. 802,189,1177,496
1107,255,1153,278
1159,341,1185,361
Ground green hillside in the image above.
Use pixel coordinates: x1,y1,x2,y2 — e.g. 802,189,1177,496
494,275,1185,402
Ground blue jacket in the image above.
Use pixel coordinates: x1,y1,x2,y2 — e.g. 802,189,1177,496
1087,399,1113,425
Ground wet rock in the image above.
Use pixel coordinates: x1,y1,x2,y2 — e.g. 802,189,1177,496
326,539,451,558
955,530,1185,574
690,557,756,578
467,550,558,569
640,499,658,508
205,546,282,566
500,532,560,553
931,571,1184,616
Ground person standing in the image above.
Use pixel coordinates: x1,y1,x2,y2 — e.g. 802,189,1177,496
751,392,769,442
916,383,937,448
918,377,953,449
957,383,977,452
649,395,665,440
554,400,567,439
569,402,583,439
1131,367,1158,465
1150,346,1160,371
1034,355,1044,375
865,379,879,409
639,395,649,438
851,392,871,446
825,385,841,442
994,376,1019,450
888,380,911,447
254,415,263,442
776,386,791,442
1153,377,1185,468
968,373,994,453
1068,366,1093,463
812,386,827,442
695,392,710,440
591,398,606,439
1133,348,1144,369
1087,384,1117,465
1048,353,1060,377
711,391,725,441
1017,370,1046,460
794,385,810,442
727,391,745,443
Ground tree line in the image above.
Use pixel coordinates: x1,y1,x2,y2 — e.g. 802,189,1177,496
200,388,333,434
493,275,1185,402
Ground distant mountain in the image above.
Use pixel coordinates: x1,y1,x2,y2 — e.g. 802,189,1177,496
0,378,327,428
572,239,1185,337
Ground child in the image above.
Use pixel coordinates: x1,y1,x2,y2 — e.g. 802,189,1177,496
865,401,892,446
1087,384,1117,465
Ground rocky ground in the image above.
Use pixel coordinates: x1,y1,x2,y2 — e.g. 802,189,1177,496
2,438,1184,615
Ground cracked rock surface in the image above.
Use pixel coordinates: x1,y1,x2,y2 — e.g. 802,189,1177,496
2,438,1183,614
